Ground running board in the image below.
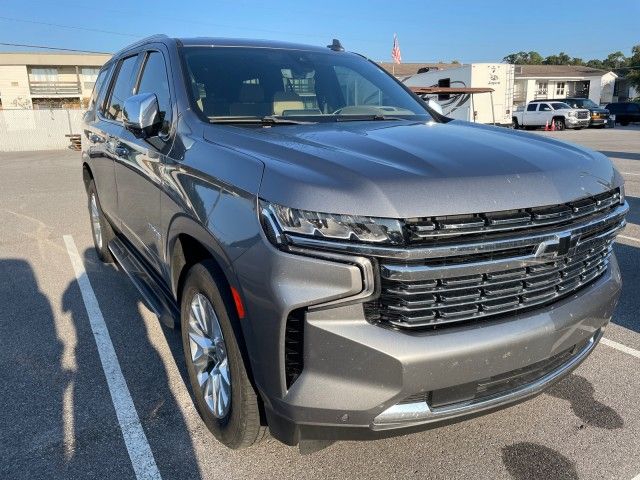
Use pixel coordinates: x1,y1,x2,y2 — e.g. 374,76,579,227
109,237,179,329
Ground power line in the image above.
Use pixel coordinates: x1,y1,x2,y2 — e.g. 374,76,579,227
0,42,111,54
0,15,139,38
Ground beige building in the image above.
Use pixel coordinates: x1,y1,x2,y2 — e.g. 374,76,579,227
0,52,112,109
513,65,617,106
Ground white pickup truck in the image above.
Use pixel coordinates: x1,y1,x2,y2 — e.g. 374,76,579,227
513,100,591,130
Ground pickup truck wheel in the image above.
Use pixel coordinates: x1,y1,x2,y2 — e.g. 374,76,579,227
512,118,520,129
87,180,114,263
181,262,265,449
554,118,565,131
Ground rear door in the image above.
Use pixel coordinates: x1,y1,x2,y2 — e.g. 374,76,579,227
112,47,175,274
524,103,537,125
99,53,143,231
82,63,118,219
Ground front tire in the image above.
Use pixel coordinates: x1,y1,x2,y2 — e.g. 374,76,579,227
181,261,265,449
87,180,114,263
554,117,566,131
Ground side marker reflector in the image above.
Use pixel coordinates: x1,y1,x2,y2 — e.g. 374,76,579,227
231,286,246,319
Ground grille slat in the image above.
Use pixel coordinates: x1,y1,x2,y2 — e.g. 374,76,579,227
406,190,620,242
366,190,625,330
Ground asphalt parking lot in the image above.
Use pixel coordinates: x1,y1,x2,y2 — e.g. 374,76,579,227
1,126,639,480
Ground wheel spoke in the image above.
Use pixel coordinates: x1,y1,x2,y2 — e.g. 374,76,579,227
187,292,232,419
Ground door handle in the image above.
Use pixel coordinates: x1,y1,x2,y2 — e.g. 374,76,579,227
114,146,129,158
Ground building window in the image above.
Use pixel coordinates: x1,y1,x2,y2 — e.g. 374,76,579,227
555,82,565,96
535,81,548,96
30,68,58,82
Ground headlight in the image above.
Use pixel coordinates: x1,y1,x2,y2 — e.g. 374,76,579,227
260,200,404,245
568,111,577,117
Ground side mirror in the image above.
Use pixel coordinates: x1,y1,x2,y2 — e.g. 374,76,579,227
122,93,162,138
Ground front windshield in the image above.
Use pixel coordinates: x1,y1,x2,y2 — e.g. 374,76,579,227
551,102,572,110
580,99,598,108
182,46,431,123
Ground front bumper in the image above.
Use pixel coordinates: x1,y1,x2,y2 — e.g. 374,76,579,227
567,117,591,128
234,235,622,444
589,117,608,126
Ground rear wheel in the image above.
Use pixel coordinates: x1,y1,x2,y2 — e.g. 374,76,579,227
87,180,114,263
553,117,565,131
181,261,265,449
512,118,520,129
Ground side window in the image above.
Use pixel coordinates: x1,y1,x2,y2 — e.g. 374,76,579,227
105,55,139,121
136,51,172,135
88,65,111,112
539,103,552,112
526,104,537,112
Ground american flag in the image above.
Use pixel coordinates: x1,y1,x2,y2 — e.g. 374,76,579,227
391,34,402,64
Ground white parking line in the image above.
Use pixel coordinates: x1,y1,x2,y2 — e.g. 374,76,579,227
621,172,640,176
619,235,640,244
601,338,640,360
63,235,162,480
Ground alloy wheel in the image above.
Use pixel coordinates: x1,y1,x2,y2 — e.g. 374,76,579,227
187,293,232,419
90,194,103,250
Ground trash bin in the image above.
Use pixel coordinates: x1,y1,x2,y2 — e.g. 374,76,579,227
608,114,615,128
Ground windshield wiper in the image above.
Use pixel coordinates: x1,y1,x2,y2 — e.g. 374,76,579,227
335,114,406,122
261,115,316,125
209,115,316,125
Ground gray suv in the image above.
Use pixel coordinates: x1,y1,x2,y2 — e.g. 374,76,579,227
81,35,627,449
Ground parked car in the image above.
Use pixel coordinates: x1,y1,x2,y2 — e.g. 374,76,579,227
513,100,590,130
561,97,610,128
605,102,640,126
82,35,627,450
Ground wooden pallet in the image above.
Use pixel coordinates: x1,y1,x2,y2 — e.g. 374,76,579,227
66,134,81,151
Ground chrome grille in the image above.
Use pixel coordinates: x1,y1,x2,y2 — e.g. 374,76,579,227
577,111,590,119
365,192,626,330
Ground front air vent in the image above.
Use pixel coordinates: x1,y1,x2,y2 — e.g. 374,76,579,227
284,308,305,388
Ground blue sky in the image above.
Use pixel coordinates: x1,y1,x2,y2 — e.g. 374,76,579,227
1,0,638,62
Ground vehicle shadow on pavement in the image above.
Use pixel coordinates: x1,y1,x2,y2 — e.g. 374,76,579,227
546,374,624,430
0,259,69,478
623,195,640,225
599,150,640,161
613,241,640,334
60,248,203,480
502,442,578,480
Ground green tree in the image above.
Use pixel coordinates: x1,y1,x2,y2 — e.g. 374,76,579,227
503,51,544,64
603,51,627,70
586,59,605,69
626,45,640,94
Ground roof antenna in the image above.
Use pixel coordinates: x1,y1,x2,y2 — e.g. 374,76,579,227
327,39,344,52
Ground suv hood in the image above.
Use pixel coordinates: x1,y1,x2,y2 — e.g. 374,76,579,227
204,120,621,218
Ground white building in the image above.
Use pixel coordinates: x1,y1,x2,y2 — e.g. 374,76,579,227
513,65,616,107
0,52,112,109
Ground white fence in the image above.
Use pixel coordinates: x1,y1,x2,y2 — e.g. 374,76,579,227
0,109,84,151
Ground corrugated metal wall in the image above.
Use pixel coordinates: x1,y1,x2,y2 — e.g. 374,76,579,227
0,109,84,151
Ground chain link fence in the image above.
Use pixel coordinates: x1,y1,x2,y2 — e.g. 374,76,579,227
0,109,85,151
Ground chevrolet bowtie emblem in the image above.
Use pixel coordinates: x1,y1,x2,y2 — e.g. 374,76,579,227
535,232,573,258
